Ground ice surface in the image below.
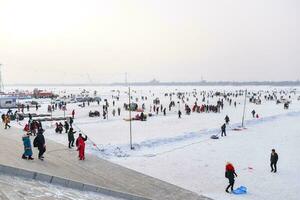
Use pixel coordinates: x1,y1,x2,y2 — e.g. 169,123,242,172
3,85,300,200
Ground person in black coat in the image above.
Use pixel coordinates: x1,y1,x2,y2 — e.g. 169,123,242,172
221,123,226,137
225,115,230,124
68,128,76,148
270,149,279,173
64,121,70,133
178,110,182,118
33,128,46,160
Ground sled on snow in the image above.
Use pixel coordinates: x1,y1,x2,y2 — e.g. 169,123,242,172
210,135,219,139
232,127,247,131
232,186,247,195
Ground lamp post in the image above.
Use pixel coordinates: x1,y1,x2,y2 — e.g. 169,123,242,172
128,86,133,150
241,89,247,128
125,72,134,150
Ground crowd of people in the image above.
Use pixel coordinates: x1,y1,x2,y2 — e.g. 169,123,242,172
1,88,289,194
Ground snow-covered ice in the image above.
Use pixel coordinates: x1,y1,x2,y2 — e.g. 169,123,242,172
3,85,300,200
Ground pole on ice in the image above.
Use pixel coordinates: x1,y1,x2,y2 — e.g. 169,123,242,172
241,89,247,128
51,94,53,121
129,86,133,150
126,72,134,150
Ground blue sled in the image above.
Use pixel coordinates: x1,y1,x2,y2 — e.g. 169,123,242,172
232,186,247,195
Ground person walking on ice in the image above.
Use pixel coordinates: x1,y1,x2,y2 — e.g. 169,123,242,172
178,110,182,118
221,123,226,137
225,115,230,124
72,109,75,119
4,114,11,129
33,128,46,161
225,162,238,193
270,149,279,173
76,133,88,160
251,110,256,118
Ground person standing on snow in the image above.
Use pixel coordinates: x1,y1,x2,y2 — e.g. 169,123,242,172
178,110,182,118
76,133,88,160
225,115,230,124
225,162,238,193
4,114,11,129
221,123,226,137
72,109,75,119
64,121,70,133
69,117,74,128
22,132,34,160
33,128,46,161
270,149,279,173
68,128,76,148
251,110,256,118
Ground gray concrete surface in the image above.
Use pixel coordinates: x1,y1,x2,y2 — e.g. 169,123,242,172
0,174,122,200
0,127,212,200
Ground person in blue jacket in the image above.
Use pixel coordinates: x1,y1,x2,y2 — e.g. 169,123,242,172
22,133,34,160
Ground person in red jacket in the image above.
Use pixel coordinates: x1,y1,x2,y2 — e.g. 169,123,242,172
225,162,238,193
23,124,30,133
76,133,88,160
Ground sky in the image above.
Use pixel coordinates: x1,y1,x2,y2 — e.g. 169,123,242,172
0,0,299,84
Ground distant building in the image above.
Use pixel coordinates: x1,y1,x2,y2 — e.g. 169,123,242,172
0,96,17,109
33,89,56,98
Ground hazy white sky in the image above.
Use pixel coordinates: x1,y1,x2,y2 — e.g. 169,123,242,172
0,0,299,84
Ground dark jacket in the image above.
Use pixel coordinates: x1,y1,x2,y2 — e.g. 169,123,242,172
33,133,45,149
68,129,76,141
225,170,237,181
221,124,226,131
270,153,278,163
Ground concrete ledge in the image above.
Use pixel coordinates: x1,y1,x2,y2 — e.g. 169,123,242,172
0,164,150,200
51,176,69,187
35,173,53,182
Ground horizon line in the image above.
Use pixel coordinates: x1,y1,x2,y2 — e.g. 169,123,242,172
3,80,300,87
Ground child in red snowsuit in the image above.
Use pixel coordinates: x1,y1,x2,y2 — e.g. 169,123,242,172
76,134,88,160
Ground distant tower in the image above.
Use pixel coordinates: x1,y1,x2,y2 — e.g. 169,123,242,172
0,64,4,93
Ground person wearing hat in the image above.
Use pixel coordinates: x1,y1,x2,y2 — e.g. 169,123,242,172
270,149,279,173
225,162,238,193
